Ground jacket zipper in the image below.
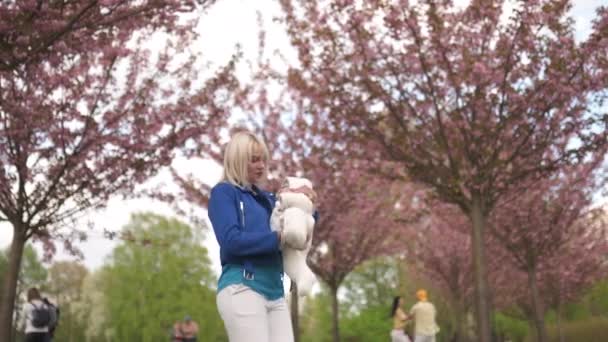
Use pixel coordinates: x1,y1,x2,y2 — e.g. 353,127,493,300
240,201,245,227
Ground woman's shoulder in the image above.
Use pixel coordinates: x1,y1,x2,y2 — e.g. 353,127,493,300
211,181,240,194
24,300,38,312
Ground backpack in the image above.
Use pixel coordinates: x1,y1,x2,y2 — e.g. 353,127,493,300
30,302,51,328
47,302,59,330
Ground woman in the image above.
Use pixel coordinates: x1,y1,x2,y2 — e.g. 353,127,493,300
23,287,50,342
390,296,411,342
208,131,316,342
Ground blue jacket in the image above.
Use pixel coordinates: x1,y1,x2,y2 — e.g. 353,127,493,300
208,182,282,271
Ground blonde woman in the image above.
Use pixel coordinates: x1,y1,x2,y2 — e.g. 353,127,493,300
208,131,316,342
410,289,440,342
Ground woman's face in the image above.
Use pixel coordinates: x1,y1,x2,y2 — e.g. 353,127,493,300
247,145,266,185
398,297,404,307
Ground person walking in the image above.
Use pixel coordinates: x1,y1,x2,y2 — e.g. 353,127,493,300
409,289,440,342
171,320,184,341
181,315,199,342
390,296,412,342
208,130,316,342
23,288,50,342
41,298,59,342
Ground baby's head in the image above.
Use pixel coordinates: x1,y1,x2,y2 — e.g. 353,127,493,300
279,177,314,213
279,191,313,213
284,176,313,190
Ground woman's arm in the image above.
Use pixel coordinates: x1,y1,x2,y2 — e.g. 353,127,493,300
22,303,32,331
397,308,409,321
208,184,280,256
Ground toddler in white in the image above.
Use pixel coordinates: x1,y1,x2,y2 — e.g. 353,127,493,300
270,177,317,296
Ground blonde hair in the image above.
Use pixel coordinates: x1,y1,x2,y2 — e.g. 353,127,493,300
222,131,269,188
416,289,428,301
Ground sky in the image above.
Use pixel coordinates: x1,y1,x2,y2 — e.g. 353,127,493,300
1,0,606,279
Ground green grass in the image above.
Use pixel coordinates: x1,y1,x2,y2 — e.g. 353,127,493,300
524,317,608,342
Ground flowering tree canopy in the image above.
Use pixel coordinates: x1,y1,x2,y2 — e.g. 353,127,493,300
277,1,608,339
0,1,236,337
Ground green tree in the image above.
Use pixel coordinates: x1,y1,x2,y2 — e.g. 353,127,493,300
341,257,400,313
100,213,225,342
46,261,89,342
16,245,47,297
300,288,334,342
339,257,401,342
74,268,112,342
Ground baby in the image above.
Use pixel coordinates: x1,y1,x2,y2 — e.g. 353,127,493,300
270,177,317,296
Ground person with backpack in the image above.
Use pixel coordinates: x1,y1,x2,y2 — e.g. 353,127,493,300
23,287,50,342
42,297,59,341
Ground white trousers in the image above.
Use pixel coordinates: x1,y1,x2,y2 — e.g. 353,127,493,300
391,329,411,342
217,284,294,342
415,335,436,342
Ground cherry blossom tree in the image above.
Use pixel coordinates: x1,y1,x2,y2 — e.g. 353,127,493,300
277,1,608,339
411,205,474,341
0,0,217,71
412,202,523,342
490,162,608,342
541,209,608,342
0,1,237,337
305,158,417,342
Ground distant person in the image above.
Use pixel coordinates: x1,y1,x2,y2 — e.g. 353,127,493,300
409,289,439,342
171,320,184,341
390,296,411,342
181,315,199,342
42,298,59,341
23,288,50,342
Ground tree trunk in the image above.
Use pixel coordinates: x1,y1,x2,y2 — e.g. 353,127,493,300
0,224,27,342
470,195,492,342
11,299,22,342
557,294,564,342
69,307,74,342
455,299,466,342
290,282,300,342
330,284,340,342
528,268,547,342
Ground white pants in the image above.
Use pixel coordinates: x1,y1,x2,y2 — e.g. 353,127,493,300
391,329,411,342
217,284,294,342
415,335,436,342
